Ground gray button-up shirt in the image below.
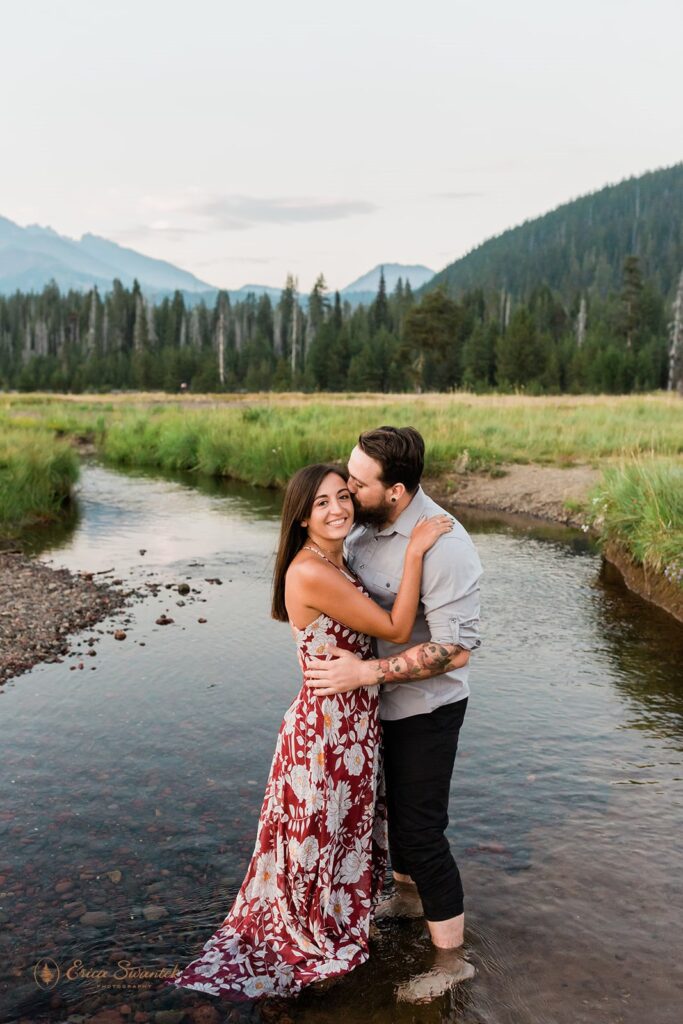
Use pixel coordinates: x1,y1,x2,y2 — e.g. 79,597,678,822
345,485,482,721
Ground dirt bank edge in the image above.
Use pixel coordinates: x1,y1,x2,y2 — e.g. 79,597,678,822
600,542,683,624
424,463,600,527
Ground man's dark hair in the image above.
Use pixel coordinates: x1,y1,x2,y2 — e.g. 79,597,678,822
357,425,425,494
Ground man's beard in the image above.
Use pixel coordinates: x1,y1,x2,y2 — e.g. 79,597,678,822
351,493,393,528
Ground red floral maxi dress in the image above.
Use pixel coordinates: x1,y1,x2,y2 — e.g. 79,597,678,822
167,555,388,1001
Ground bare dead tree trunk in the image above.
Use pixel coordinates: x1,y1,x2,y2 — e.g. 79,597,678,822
668,268,683,393
503,292,511,331
35,320,48,357
217,305,225,387
291,279,299,376
87,290,97,354
23,321,32,364
499,288,506,331
273,306,282,356
576,296,587,348
305,314,315,357
102,307,109,353
189,307,201,349
145,299,156,347
133,292,146,353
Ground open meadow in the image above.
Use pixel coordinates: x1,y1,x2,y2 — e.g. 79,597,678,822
1,390,682,606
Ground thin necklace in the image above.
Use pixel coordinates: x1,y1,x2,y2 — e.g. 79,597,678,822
303,541,345,570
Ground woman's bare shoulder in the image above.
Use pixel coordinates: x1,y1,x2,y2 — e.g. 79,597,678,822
287,551,333,583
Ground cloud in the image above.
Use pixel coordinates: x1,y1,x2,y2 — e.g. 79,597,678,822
115,192,377,244
193,194,378,230
433,191,485,199
193,255,274,268
113,225,201,243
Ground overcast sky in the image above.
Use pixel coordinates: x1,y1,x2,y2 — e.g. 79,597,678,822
1,0,681,292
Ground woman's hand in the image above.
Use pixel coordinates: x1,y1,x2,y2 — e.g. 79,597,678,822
406,514,454,557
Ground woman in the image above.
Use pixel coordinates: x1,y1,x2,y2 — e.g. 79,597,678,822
167,463,452,1000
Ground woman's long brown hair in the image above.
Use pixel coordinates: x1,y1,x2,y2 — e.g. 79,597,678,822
271,463,349,622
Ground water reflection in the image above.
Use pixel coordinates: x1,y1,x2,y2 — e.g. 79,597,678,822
593,562,683,743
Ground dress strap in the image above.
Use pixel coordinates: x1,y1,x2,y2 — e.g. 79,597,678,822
302,545,357,583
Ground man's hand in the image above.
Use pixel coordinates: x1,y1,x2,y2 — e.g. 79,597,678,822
304,640,472,697
304,645,375,696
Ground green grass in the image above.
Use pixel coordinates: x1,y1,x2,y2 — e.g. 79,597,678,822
0,419,79,535
589,459,683,585
1,394,682,582
2,392,682,484
99,397,682,485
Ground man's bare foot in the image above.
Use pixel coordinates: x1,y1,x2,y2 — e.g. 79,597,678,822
395,949,476,1004
374,884,424,920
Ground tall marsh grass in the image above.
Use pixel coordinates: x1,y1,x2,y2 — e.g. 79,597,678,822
0,420,79,533
81,396,683,485
589,459,683,584
1,391,682,472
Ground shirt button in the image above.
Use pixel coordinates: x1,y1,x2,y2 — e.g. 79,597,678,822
386,582,390,588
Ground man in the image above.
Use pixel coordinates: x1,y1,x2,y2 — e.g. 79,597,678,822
305,425,482,1000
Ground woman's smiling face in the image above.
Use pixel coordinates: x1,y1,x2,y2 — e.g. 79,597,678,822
303,472,354,542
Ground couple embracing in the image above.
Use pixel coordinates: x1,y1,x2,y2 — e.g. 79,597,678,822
168,425,482,1003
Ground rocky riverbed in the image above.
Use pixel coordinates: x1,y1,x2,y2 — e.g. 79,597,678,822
0,551,131,686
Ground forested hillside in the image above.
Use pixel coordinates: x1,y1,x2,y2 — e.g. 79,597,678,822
1,260,680,395
426,163,683,303
2,163,683,396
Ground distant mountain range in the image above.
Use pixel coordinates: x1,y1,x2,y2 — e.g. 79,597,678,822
340,264,434,306
0,216,215,297
424,162,683,303
0,215,434,305
9,157,681,315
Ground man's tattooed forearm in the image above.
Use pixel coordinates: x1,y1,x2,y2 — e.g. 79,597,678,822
372,642,465,684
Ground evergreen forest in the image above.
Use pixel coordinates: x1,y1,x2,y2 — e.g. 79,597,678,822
2,163,683,395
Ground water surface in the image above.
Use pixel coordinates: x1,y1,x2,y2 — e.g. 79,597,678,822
2,463,682,1024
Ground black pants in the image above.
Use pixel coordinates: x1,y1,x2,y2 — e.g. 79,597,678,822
381,697,468,921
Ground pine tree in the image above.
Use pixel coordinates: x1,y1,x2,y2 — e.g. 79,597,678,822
347,328,403,392
496,308,544,388
462,321,497,390
370,267,391,333
402,289,463,391
620,255,643,350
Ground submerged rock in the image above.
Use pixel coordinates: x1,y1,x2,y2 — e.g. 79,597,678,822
80,910,114,927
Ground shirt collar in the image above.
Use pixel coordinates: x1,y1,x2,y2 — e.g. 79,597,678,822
374,485,429,538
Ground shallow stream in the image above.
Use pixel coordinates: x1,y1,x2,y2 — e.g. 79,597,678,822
2,463,682,1023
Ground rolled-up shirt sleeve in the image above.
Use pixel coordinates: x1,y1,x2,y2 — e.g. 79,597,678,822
420,535,482,651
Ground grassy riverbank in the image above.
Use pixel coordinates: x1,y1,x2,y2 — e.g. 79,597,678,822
589,459,683,584
0,417,79,535
1,393,681,608
1,391,681,484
